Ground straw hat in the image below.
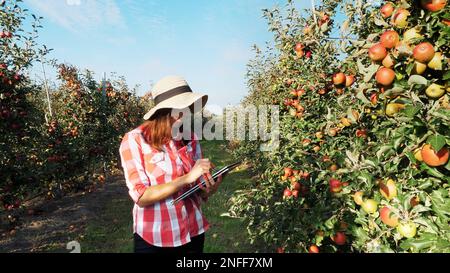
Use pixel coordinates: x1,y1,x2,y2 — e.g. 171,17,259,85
143,76,208,120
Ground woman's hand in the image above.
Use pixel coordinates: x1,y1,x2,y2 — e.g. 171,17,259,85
183,159,211,185
200,162,224,197
136,159,213,208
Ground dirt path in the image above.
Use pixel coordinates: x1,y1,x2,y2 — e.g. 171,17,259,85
0,175,128,253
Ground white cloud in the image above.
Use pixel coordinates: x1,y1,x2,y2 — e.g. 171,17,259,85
121,0,173,38
25,0,126,33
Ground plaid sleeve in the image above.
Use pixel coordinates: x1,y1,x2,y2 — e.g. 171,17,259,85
119,133,150,203
192,132,203,161
191,133,208,203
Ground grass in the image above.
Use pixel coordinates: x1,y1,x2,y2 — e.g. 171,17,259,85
200,141,254,253
81,197,134,253
80,140,254,253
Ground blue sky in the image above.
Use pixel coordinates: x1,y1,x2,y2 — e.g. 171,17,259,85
23,0,313,112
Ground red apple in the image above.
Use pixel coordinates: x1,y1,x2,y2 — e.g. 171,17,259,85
356,129,368,138
329,178,342,193
332,232,346,246
298,89,306,96
333,72,346,86
284,167,293,177
308,245,320,253
302,171,310,179
295,43,305,57
380,30,399,49
302,139,311,146
380,206,399,227
345,75,355,87
368,43,387,61
381,3,395,18
413,42,435,63
376,67,396,86
370,93,378,105
295,43,305,53
283,189,292,198
421,144,449,167
420,0,447,12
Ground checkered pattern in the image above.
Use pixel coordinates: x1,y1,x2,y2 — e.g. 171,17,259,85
119,125,209,247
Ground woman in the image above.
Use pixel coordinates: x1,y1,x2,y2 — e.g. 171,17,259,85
119,76,222,253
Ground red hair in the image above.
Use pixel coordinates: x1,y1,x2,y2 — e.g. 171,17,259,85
141,109,173,151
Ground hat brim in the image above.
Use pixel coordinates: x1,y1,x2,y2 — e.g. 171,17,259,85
143,92,208,120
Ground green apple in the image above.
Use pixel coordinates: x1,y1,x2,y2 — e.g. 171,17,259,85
397,221,417,238
361,199,378,214
353,191,364,205
412,61,427,75
425,83,445,99
379,179,397,200
385,103,405,117
392,9,410,28
427,52,443,70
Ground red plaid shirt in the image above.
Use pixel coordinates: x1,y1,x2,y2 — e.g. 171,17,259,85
119,125,209,247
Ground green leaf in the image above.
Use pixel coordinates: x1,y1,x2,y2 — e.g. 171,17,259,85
408,75,428,86
381,86,405,99
374,17,389,27
417,180,433,190
431,189,450,221
358,61,380,83
445,158,450,171
420,163,445,178
427,134,446,151
352,226,369,244
394,137,404,150
444,70,450,81
435,238,450,252
414,217,439,234
324,215,337,230
406,62,414,76
404,105,421,118
400,233,437,252
377,145,393,160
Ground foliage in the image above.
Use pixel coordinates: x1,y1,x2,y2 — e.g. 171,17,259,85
0,0,149,219
231,0,450,253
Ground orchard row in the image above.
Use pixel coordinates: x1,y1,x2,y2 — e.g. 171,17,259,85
0,1,149,221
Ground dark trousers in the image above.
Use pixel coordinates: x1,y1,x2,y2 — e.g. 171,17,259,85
134,233,205,254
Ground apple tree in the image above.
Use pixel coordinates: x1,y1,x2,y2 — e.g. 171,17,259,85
337,0,450,252
229,0,449,253
0,0,50,210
